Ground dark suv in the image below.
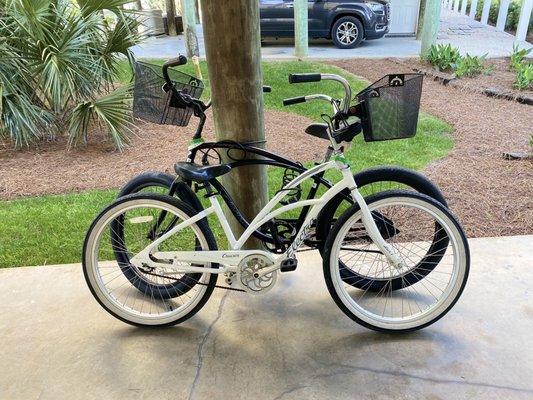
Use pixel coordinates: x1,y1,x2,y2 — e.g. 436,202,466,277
260,0,390,49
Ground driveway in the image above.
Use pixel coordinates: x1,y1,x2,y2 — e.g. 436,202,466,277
0,235,532,399
131,9,531,60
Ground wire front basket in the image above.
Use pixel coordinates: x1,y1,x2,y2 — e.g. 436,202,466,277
133,61,204,126
356,74,423,142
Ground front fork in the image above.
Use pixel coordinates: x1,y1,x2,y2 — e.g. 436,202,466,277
341,167,406,269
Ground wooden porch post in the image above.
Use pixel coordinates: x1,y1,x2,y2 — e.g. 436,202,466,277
165,0,177,36
516,0,533,42
420,0,442,57
200,0,268,248
181,0,199,57
417,0,427,39
294,0,309,58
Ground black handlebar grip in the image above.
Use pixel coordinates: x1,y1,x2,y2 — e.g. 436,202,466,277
283,96,306,106
262,85,272,93
163,55,188,69
288,73,322,84
162,55,188,86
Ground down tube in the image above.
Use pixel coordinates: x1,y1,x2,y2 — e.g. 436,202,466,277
233,163,350,250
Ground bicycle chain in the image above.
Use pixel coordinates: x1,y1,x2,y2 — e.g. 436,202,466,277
140,267,246,293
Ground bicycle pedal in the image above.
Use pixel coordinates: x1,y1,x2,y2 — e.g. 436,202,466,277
280,258,298,272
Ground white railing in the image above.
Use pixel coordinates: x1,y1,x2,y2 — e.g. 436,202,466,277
444,0,532,42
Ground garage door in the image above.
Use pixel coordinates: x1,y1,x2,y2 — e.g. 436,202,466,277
388,0,421,35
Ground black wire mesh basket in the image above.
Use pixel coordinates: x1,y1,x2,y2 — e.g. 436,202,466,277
133,61,204,126
356,74,423,142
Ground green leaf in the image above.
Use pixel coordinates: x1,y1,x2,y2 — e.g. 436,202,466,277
68,85,134,150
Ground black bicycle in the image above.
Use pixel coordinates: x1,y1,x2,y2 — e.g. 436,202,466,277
115,56,449,295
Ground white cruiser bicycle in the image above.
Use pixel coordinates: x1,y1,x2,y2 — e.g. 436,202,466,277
82,70,469,333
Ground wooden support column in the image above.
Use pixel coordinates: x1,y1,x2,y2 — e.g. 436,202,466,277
469,0,479,20
417,0,427,39
181,0,199,57
516,0,533,42
420,0,442,57
496,0,511,31
294,0,309,58
200,0,268,248
480,0,491,24
165,0,177,36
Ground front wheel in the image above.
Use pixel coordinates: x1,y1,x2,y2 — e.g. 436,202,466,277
83,193,218,327
331,16,364,49
323,191,469,333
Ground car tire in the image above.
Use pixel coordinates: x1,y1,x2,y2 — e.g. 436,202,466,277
331,16,364,49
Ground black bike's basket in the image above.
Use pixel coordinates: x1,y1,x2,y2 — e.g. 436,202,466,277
356,74,423,142
133,61,204,126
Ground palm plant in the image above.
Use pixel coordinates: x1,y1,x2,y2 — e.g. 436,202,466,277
0,0,143,149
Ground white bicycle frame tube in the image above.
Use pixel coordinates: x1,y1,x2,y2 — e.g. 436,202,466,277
131,158,404,275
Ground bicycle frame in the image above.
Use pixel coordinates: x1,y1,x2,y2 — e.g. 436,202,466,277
130,159,405,277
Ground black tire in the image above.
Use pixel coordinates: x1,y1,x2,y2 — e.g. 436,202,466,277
114,172,205,299
118,171,175,197
316,166,447,248
83,193,219,327
315,166,449,292
331,16,364,49
322,191,470,333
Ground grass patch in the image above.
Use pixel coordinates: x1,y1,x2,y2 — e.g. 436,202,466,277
0,61,453,268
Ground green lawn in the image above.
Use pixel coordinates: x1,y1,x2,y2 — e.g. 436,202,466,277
0,61,453,268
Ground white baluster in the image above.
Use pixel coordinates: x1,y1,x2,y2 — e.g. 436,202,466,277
480,0,492,24
460,0,468,14
496,0,511,31
470,0,479,20
515,0,533,42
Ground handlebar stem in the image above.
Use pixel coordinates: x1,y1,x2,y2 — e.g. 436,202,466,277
319,74,352,113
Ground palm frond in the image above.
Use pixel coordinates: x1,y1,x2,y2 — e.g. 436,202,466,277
68,85,134,150
0,0,142,148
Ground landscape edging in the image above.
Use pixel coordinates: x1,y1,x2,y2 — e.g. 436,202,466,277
392,59,533,106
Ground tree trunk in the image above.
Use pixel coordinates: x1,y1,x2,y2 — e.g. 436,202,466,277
165,0,177,36
135,0,142,10
419,0,442,57
294,0,309,58
200,0,268,249
182,0,199,57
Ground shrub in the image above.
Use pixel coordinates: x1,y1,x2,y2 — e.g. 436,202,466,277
425,44,462,72
454,54,492,77
510,44,532,71
514,62,533,90
0,0,142,149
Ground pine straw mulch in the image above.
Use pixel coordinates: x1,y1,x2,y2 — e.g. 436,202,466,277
330,58,532,238
397,57,533,103
1,60,532,237
0,110,323,199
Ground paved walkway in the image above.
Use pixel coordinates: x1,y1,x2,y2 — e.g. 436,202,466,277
0,235,532,399
131,9,531,60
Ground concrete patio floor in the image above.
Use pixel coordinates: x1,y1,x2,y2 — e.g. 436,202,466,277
0,235,532,399
132,9,531,60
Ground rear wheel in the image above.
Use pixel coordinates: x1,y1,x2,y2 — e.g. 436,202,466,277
331,16,364,49
323,191,469,333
